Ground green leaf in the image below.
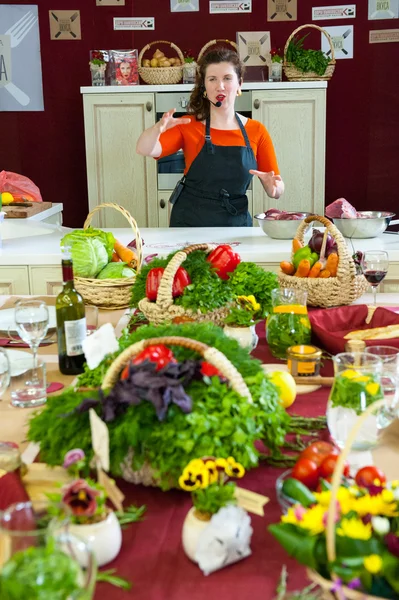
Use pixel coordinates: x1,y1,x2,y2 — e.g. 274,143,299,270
268,524,321,571
96,569,132,590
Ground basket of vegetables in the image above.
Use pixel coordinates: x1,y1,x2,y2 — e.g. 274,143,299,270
61,203,142,310
283,24,336,81
278,215,368,308
138,40,184,85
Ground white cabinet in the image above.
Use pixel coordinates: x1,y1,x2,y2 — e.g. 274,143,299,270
252,89,326,217
83,93,158,228
0,267,29,294
29,266,63,296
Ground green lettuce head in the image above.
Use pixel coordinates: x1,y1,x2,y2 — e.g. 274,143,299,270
96,262,136,279
61,228,115,260
64,237,108,278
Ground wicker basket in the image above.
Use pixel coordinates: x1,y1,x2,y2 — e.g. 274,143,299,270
138,40,184,85
101,335,253,486
278,215,368,308
138,243,232,325
197,39,238,63
283,24,336,81
307,398,386,599
74,203,142,310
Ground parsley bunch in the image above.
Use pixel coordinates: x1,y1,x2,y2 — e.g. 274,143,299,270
286,33,330,77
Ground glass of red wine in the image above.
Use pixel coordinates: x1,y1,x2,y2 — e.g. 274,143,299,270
361,250,389,306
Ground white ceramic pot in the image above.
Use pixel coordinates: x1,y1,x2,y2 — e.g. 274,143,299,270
223,324,258,351
66,510,122,567
182,506,211,562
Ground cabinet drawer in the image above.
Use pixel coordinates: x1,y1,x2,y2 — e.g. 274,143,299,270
0,267,29,294
29,266,63,296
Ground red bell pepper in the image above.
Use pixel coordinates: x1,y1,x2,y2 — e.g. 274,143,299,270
206,245,241,280
146,266,191,301
200,361,223,378
120,344,176,378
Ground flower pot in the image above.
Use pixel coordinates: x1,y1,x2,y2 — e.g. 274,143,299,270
90,63,106,86
182,507,211,562
223,324,258,350
269,62,283,82
66,510,122,567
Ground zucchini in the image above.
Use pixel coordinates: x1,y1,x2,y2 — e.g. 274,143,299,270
282,477,316,507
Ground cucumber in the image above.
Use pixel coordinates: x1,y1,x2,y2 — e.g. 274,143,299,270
282,477,316,507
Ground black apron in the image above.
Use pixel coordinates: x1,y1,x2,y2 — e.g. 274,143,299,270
169,113,257,227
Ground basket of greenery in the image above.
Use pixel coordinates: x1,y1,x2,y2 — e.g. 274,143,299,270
283,24,335,81
133,243,278,326
27,322,290,490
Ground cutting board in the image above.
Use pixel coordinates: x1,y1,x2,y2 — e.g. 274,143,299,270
3,202,52,219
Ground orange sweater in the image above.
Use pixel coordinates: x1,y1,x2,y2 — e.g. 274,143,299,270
158,116,280,175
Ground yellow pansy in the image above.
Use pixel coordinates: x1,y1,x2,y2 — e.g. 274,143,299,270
178,474,201,491
340,369,360,379
353,493,399,518
366,382,380,396
195,467,210,489
215,458,227,469
364,554,383,574
282,504,326,536
204,460,218,484
225,460,245,479
237,295,261,312
186,459,205,472
337,518,372,540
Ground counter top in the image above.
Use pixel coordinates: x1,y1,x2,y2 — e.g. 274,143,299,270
80,81,327,94
1,220,399,266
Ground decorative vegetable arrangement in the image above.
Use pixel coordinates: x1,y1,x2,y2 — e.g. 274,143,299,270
286,33,330,77
280,229,339,279
60,228,137,280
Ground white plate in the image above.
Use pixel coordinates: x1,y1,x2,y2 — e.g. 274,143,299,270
0,306,56,333
5,349,34,377
261,363,321,395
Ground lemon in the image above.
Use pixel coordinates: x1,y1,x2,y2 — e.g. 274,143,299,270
268,370,296,409
1,192,14,205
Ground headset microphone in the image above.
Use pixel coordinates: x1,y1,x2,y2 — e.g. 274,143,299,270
209,99,222,108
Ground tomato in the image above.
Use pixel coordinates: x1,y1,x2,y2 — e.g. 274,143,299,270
292,458,319,490
319,453,350,479
355,466,386,488
300,441,337,466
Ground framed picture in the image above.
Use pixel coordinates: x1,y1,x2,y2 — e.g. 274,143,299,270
237,31,271,66
109,49,139,85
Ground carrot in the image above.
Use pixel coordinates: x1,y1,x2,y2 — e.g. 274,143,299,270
114,239,136,266
308,261,322,278
319,269,331,278
280,261,295,275
292,238,302,253
325,253,338,277
294,259,311,278
111,251,122,263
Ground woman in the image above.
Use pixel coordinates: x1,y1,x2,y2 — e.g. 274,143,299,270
136,48,284,227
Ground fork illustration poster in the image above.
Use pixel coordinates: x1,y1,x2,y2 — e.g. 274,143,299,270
0,5,43,111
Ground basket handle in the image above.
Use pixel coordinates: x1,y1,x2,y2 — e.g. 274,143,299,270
292,215,357,279
197,39,238,63
283,24,335,64
155,243,216,308
83,203,143,273
101,335,253,402
138,40,185,66
326,398,386,565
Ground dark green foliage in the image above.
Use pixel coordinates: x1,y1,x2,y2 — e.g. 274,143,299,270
286,33,330,77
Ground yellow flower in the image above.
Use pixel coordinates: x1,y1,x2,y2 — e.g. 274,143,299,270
340,369,360,379
382,489,394,503
204,460,218,484
215,458,227,469
354,375,370,383
237,295,261,312
186,459,205,472
364,554,383,574
225,459,245,479
353,493,399,518
366,382,380,396
178,474,201,491
300,317,311,328
337,518,372,540
195,467,210,489
313,486,355,515
282,504,326,536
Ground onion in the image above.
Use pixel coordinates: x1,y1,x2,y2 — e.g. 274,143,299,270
308,229,336,255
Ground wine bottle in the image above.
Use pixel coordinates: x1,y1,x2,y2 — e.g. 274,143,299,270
56,250,86,375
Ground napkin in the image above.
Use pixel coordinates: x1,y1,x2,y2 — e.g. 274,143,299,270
0,338,54,348
82,323,119,370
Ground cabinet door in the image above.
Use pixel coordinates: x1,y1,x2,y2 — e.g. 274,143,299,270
83,93,157,228
0,267,29,294
252,89,326,216
29,267,63,296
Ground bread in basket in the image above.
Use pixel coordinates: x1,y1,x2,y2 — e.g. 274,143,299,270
278,215,368,307
138,40,184,85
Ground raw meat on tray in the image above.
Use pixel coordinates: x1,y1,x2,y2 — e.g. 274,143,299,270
263,209,304,220
325,198,359,219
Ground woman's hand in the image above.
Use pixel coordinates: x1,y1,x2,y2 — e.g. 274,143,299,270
249,169,284,199
157,108,191,134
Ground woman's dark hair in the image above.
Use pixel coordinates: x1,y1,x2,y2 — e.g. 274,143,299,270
188,48,245,121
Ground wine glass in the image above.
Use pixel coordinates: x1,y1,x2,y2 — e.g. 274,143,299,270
14,300,49,368
365,345,399,429
361,250,389,306
0,348,10,399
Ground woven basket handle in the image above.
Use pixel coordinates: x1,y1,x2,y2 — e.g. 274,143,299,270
83,203,142,272
326,398,385,565
155,243,216,308
197,39,238,63
138,40,184,66
293,215,356,279
101,335,253,402
283,24,335,63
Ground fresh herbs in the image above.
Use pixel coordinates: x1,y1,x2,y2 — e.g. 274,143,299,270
224,294,262,327
267,312,311,359
286,33,330,77
329,369,383,414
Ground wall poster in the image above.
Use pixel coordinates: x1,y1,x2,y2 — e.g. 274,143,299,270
171,0,199,11
113,17,155,30
321,25,354,59
312,5,356,20
0,5,43,111
267,0,297,21
49,10,81,40
369,28,399,41
237,32,271,66
368,0,399,19
209,1,252,14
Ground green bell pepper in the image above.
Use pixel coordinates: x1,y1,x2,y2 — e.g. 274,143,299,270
293,246,311,269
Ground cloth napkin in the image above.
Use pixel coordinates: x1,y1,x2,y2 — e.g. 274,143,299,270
0,338,55,348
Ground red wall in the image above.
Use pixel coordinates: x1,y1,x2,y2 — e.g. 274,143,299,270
1,0,398,226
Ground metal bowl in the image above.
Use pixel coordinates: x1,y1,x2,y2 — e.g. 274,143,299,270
254,212,313,239
332,211,397,239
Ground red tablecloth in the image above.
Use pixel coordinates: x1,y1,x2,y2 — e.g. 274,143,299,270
0,323,331,600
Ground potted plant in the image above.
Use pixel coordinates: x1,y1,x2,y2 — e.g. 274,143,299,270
182,49,197,84
89,50,107,86
269,48,283,82
180,456,253,574
223,294,262,350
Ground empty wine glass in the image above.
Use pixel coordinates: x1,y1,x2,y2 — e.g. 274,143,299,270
361,250,389,306
14,300,49,368
0,348,10,399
